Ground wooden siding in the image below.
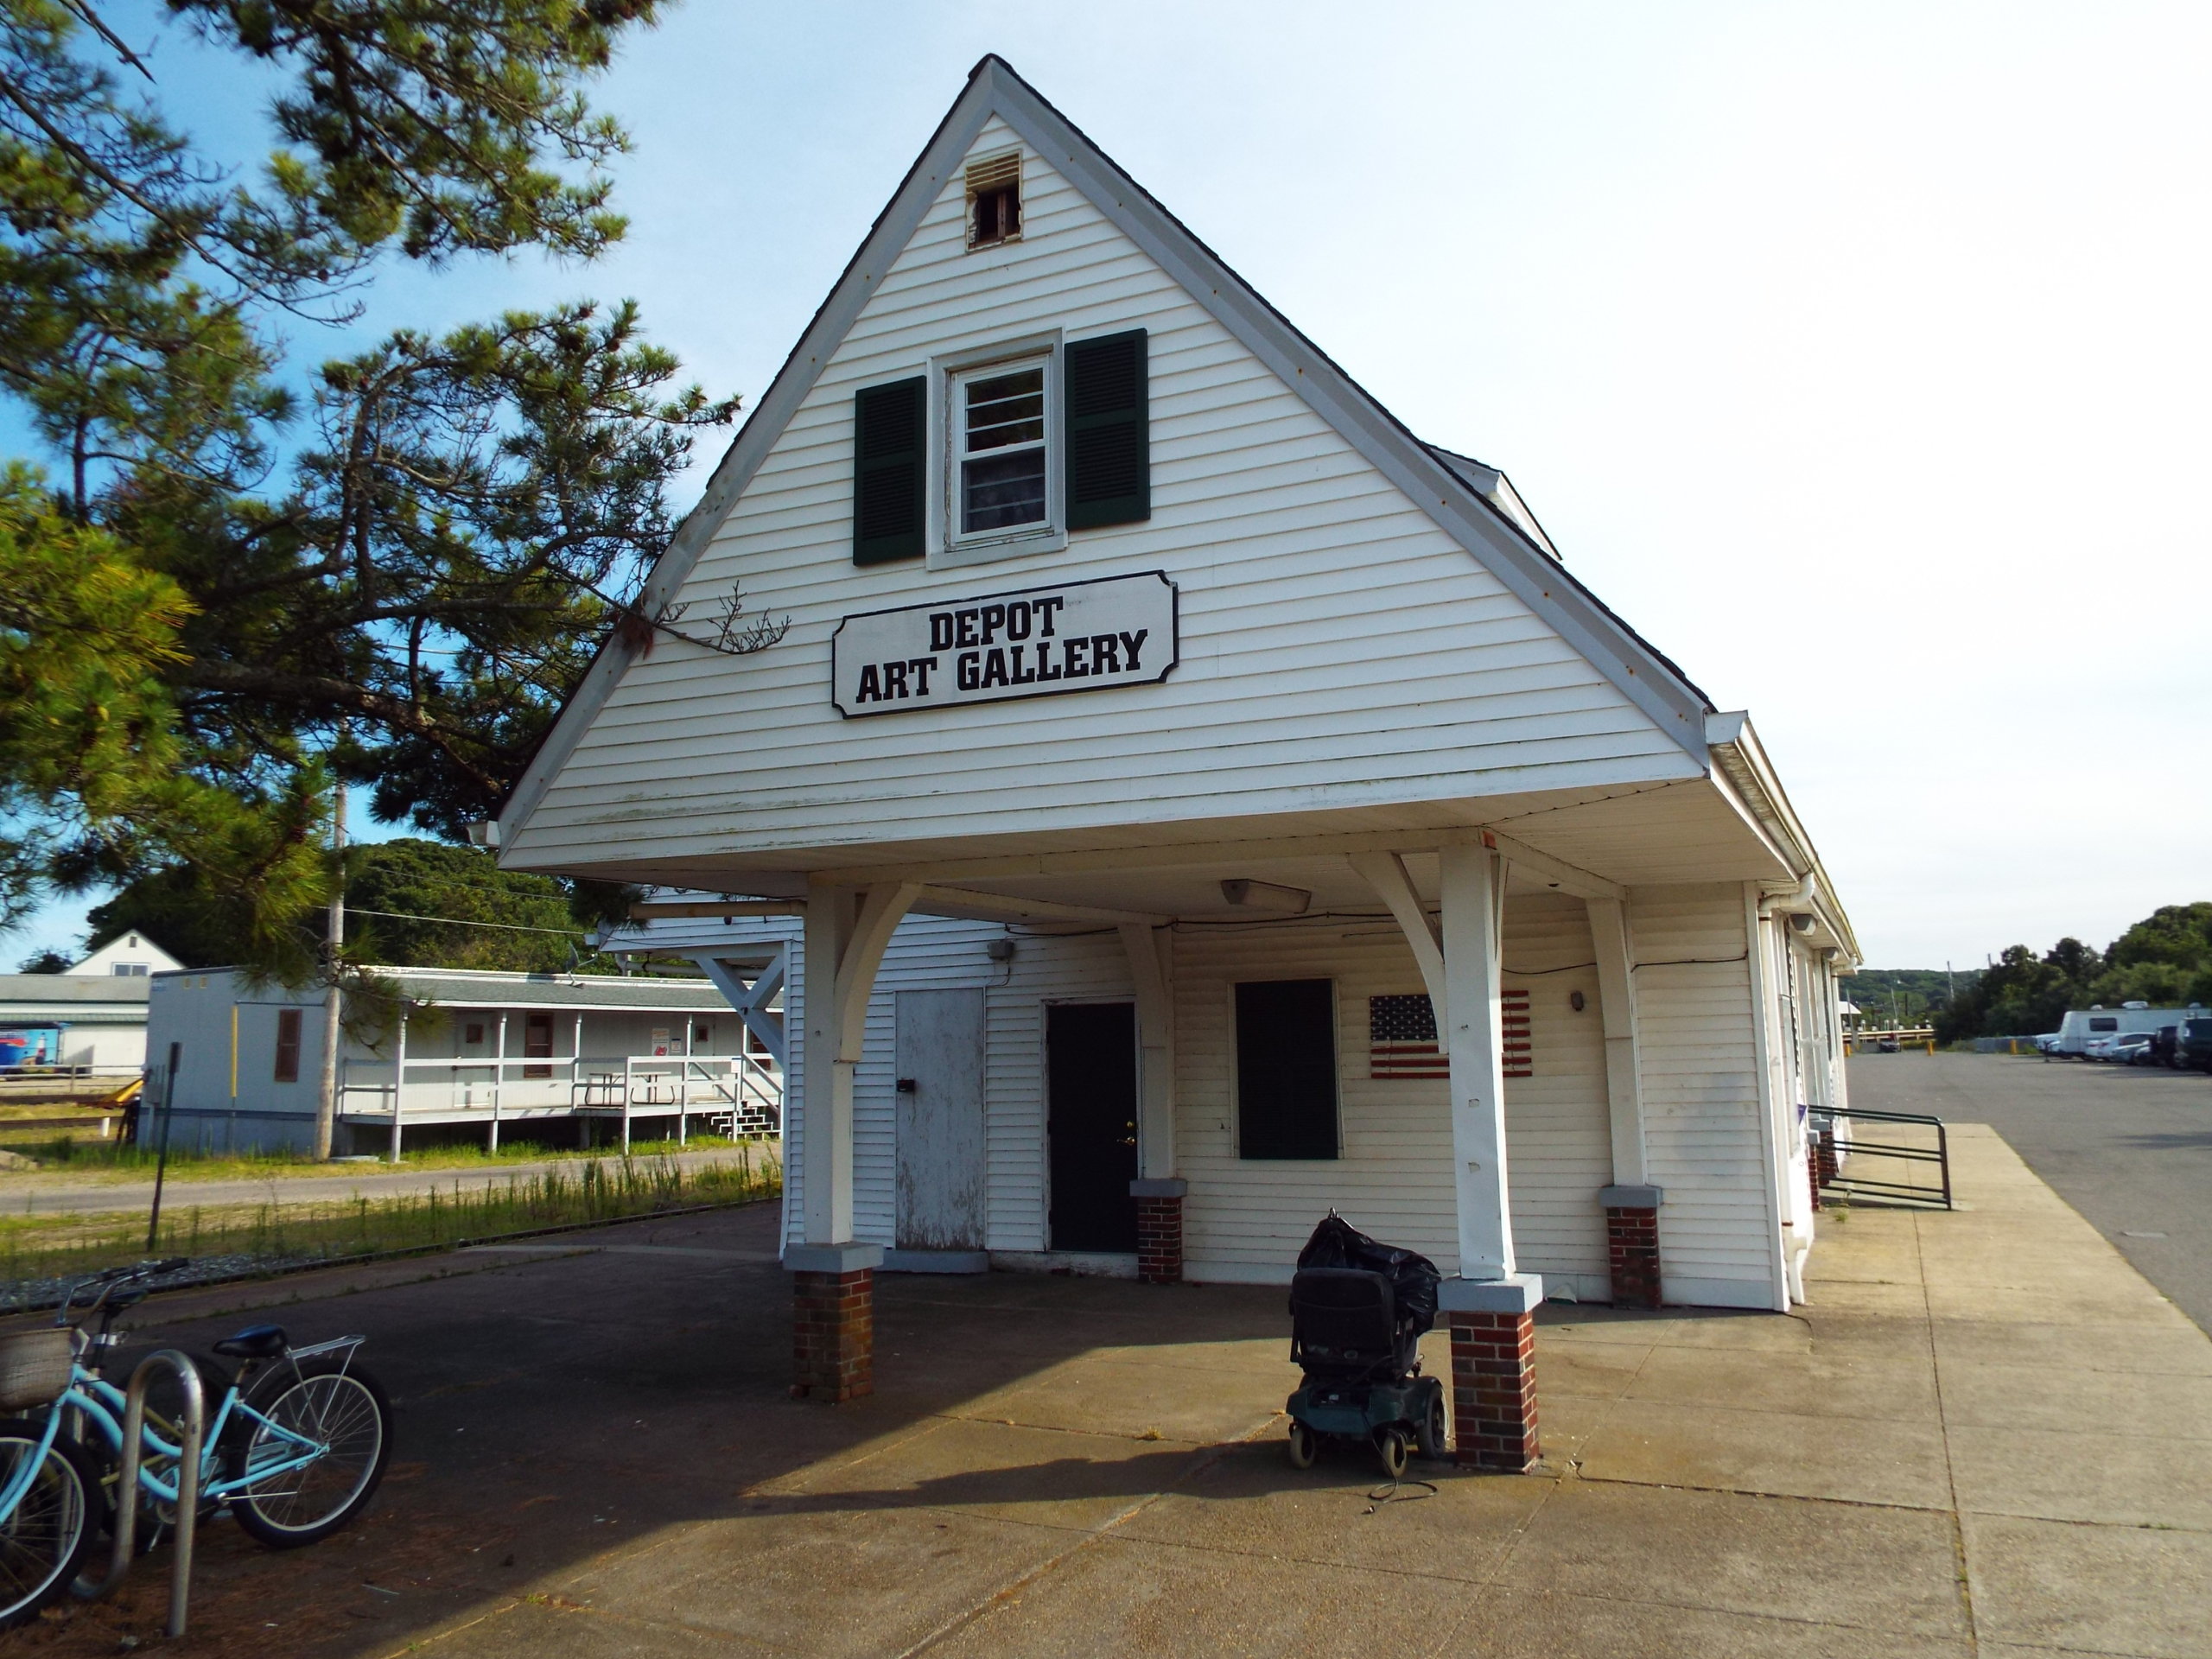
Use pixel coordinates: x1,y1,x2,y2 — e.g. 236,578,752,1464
722,912,1134,1253
1171,901,1611,1291
510,118,1692,874
1630,883,1783,1308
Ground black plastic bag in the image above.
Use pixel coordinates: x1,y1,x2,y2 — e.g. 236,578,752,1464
1296,1213,1440,1332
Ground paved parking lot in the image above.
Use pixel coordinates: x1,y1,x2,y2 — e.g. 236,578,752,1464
1850,1050,2212,1332
16,1123,2212,1657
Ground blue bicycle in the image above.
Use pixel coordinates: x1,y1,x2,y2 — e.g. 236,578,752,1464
0,1260,392,1627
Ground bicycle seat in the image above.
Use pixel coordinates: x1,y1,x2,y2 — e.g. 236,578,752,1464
213,1324,288,1359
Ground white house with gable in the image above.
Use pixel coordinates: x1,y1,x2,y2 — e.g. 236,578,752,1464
488,58,1859,1467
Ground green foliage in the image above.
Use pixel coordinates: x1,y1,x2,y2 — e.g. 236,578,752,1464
88,836,637,970
15,949,68,972
1935,905,2212,1041
1843,968,1969,1027
0,0,747,977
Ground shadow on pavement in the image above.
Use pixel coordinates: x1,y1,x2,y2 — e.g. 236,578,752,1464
16,1200,1304,1657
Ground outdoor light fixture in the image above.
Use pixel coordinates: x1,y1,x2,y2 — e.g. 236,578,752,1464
987,938,1017,962
1570,990,1586,1012
1220,879,1311,915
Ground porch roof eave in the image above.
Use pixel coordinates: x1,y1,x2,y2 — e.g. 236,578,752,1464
505,769,1811,928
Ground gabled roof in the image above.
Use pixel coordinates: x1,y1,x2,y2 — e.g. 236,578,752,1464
499,55,1717,844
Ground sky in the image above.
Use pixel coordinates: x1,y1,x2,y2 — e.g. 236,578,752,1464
14,1,2210,970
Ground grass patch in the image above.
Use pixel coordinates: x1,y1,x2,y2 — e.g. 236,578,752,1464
0,1129,755,1182
0,1144,781,1292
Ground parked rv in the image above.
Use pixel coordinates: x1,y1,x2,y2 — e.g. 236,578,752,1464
2050,1003,2208,1058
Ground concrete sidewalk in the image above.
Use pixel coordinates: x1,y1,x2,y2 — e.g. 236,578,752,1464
36,1125,2212,1657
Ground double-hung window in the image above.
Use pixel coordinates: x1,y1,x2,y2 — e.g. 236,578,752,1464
951,358,1050,542
851,328,1148,568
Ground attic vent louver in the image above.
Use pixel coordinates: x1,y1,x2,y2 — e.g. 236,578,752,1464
966,150,1021,249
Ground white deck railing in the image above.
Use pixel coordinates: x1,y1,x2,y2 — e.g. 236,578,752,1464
340,1048,782,1160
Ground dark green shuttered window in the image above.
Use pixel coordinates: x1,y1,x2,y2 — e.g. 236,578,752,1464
853,377,926,564
1064,329,1148,531
1236,979,1339,1160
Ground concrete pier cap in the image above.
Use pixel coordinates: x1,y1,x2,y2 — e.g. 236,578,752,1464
1437,1273,1545,1314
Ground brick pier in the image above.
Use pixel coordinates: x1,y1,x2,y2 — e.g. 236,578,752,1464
786,1243,884,1402
1600,1183,1664,1308
1440,1275,1543,1474
1130,1178,1188,1285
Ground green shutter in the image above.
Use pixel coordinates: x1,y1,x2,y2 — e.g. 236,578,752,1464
853,377,926,565
1064,329,1148,531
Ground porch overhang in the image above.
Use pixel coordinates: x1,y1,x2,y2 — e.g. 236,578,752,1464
503,761,1838,937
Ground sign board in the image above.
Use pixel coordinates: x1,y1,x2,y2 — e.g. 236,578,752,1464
831,570,1178,717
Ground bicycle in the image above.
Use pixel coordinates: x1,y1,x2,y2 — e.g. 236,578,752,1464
0,1259,394,1628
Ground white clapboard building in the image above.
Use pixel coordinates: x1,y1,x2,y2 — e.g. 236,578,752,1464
488,58,1859,1461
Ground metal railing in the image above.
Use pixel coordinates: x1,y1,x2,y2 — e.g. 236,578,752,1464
340,1047,783,1160
1810,1107,1951,1210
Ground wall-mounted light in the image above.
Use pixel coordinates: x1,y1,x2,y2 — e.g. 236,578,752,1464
1570,990,1586,1013
986,938,1017,962
1220,878,1311,914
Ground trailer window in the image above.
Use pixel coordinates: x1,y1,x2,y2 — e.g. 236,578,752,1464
2088,1017,2119,1033
272,1008,302,1084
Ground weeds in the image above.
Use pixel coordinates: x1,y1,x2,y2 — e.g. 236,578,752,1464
0,1130,752,1182
0,1145,780,1290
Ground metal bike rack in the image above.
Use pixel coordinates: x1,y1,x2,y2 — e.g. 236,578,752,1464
85,1350,204,1637
1810,1108,1953,1210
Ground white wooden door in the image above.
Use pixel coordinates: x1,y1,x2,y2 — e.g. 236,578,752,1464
894,988,987,1250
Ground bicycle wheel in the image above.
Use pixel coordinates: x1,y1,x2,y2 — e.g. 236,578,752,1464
0,1420,100,1630
226,1358,392,1549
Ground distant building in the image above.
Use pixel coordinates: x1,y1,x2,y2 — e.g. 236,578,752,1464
0,974,155,1071
69,932,186,979
145,966,779,1156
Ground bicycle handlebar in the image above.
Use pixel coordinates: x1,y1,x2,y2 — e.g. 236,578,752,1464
53,1257,194,1324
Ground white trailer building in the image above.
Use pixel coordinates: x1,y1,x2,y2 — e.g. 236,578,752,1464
143,967,779,1156
486,58,1859,1468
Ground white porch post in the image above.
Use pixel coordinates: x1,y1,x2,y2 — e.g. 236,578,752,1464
1743,885,1795,1311
1119,923,1184,1283
791,879,919,1402
388,1010,407,1165
1587,896,1662,1306
1586,899,1647,1187
799,887,857,1247
492,1011,505,1153
1438,841,1543,1472
1439,843,1518,1282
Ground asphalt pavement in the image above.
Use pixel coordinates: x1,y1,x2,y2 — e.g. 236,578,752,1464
1847,1048,2212,1334
0,1143,765,1217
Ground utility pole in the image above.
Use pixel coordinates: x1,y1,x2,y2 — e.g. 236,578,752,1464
313,737,346,1161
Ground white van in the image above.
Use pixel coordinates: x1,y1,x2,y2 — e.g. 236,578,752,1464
2050,1002,2205,1058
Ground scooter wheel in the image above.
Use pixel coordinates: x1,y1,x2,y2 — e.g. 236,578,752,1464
1376,1425,1409,1480
1287,1421,1317,1469
1416,1385,1449,1460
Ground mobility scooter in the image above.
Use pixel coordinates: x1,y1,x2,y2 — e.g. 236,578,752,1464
1284,1214,1447,1477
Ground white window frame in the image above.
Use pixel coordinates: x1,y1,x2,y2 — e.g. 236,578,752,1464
925,330,1065,570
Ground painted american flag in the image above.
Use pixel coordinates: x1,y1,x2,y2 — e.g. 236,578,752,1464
1369,990,1535,1078
1370,994,1448,1078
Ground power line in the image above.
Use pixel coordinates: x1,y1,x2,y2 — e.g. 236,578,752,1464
345,907,588,938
